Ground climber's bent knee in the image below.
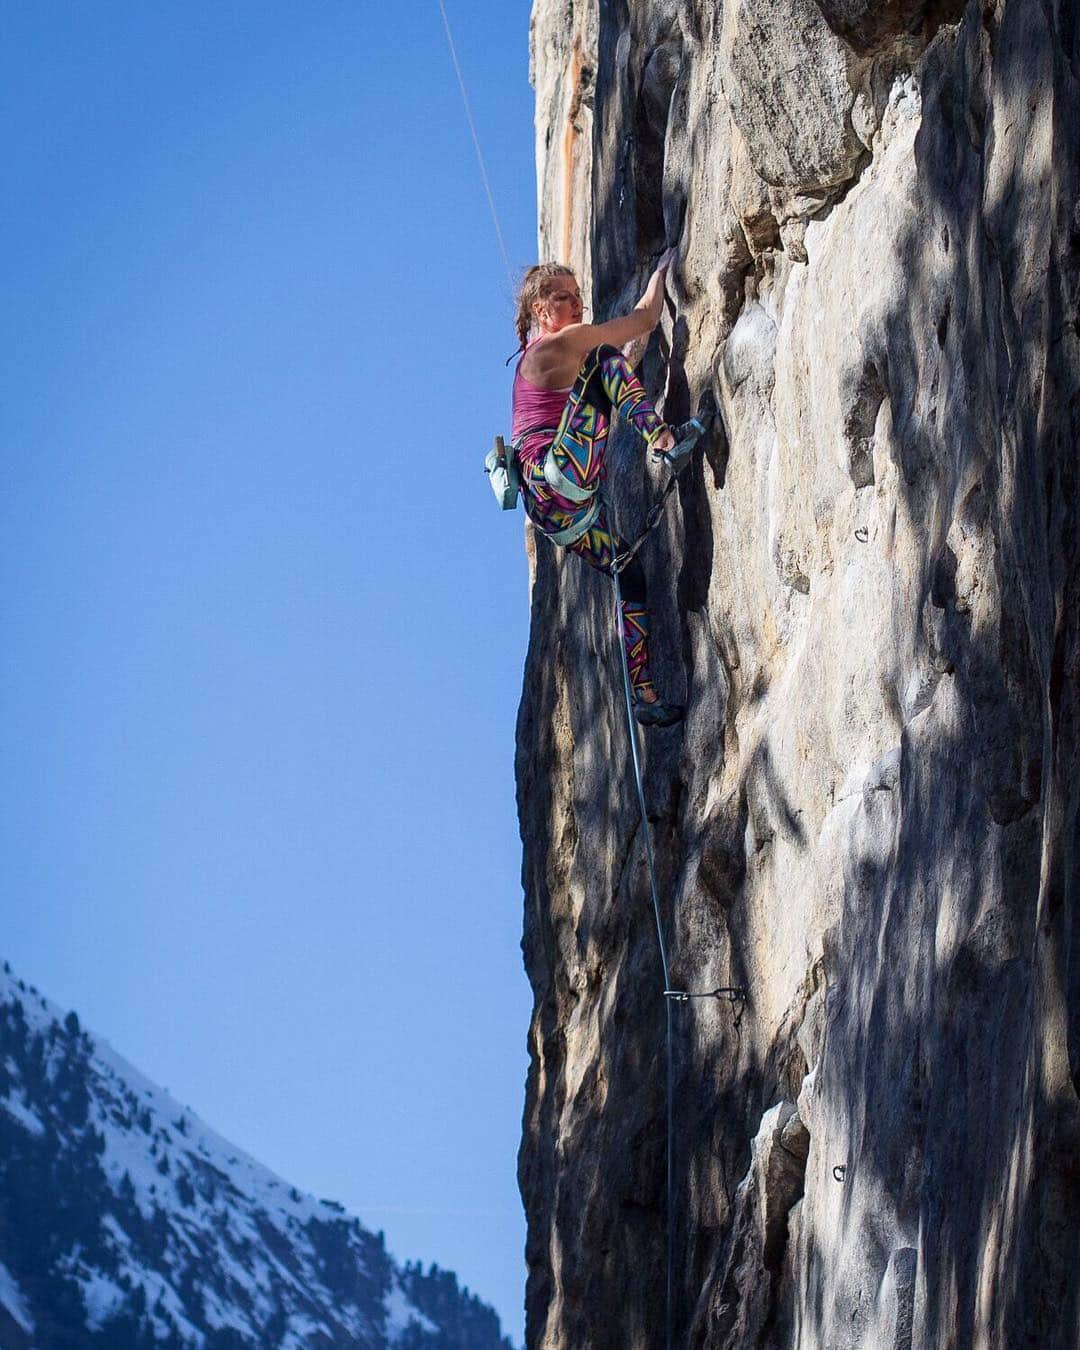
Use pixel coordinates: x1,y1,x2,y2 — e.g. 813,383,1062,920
576,346,616,415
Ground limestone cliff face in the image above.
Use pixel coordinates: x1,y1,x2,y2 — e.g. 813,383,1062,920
516,2,1080,1347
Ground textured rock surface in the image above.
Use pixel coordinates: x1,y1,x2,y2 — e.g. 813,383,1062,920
517,1,1080,1346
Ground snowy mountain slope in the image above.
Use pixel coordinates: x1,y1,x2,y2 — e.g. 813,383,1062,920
0,961,514,1350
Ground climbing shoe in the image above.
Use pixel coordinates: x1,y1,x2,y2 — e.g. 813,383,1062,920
652,392,719,471
652,418,704,471
633,693,685,727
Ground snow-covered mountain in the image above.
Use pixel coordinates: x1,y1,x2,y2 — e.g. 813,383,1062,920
0,962,515,1349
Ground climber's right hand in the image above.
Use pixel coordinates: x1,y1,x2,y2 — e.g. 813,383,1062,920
650,426,676,455
655,245,678,276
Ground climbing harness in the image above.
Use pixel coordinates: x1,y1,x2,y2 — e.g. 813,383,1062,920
484,426,602,543
546,497,602,546
543,447,595,504
485,346,615,523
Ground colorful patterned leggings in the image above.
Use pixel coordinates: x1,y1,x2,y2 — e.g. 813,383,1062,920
521,345,665,694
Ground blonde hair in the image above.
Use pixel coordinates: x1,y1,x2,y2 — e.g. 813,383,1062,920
513,263,577,351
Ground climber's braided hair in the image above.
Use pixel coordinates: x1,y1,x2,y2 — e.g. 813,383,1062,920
513,262,577,352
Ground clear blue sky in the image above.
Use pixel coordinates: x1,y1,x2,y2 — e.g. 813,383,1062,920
1,2,537,1342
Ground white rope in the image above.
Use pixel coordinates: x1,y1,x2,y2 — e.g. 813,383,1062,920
435,0,516,295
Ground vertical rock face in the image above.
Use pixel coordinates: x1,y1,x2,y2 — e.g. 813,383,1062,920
516,2,1080,1347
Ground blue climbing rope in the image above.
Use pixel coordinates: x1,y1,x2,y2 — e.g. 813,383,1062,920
609,563,678,1350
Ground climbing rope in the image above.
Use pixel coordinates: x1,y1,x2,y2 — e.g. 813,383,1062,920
610,471,683,577
609,472,745,1350
609,562,677,1350
610,405,718,576
434,0,516,295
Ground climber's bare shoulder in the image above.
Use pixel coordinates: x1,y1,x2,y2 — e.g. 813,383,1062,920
519,331,582,389
524,316,652,387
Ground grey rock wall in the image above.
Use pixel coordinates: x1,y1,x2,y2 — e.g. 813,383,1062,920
516,1,1080,1346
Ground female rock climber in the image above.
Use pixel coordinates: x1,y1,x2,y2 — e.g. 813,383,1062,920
510,248,684,726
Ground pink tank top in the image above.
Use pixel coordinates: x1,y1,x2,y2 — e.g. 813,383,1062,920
511,338,572,467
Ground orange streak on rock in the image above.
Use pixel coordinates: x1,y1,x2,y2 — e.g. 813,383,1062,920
561,46,582,266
